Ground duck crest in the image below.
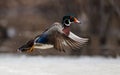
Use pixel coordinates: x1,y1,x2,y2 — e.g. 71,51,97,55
62,27,70,36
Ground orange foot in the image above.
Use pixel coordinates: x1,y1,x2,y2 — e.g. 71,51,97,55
27,46,34,53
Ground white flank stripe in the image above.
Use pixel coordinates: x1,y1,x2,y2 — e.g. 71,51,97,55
34,44,54,49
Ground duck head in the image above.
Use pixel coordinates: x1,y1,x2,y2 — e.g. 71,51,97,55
62,15,81,36
62,15,81,27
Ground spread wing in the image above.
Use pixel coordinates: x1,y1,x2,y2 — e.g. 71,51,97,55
47,31,88,52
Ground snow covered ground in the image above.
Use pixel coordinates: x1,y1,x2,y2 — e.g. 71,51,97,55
0,54,120,75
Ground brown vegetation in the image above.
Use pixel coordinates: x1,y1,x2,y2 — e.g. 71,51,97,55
0,0,120,57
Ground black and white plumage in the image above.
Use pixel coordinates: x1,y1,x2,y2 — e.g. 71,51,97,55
17,15,88,52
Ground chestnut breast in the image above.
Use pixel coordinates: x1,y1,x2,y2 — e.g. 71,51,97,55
62,27,70,36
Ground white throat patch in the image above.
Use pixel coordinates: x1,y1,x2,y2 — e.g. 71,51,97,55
64,20,71,26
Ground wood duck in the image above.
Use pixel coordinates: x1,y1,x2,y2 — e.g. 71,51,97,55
17,15,88,52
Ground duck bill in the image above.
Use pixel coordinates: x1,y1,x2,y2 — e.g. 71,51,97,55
74,18,81,24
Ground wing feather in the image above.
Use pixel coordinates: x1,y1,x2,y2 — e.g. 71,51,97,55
69,32,88,44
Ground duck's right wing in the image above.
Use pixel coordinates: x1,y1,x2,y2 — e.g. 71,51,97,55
47,31,88,52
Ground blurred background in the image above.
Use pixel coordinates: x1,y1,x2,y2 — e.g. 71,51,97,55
0,0,120,57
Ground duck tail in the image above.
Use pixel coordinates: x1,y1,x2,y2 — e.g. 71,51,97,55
17,39,34,52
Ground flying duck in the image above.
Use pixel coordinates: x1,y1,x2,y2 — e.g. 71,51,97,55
17,15,88,52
